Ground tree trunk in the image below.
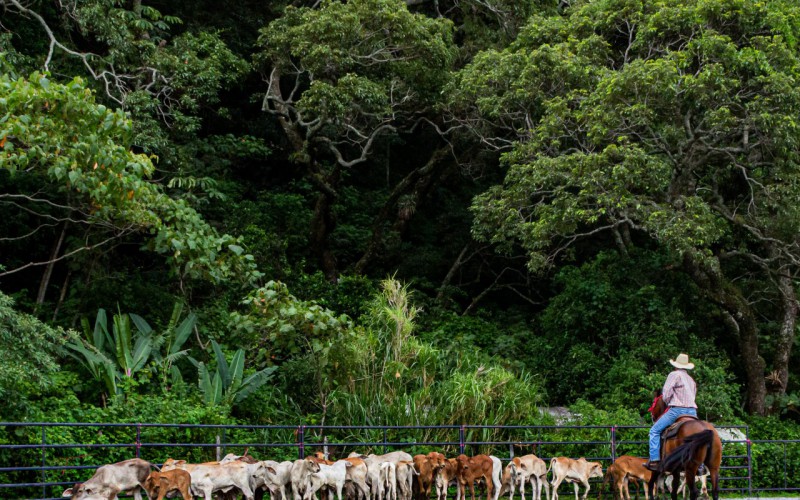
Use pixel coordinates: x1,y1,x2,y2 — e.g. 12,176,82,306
35,223,67,308
772,270,797,400
309,165,341,282
683,253,767,415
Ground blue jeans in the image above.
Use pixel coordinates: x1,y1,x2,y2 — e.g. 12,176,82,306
649,406,698,460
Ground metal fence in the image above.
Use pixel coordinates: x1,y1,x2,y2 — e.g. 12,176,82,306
0,422,791,500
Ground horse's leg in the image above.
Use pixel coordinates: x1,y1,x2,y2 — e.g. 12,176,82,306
684,469,697,500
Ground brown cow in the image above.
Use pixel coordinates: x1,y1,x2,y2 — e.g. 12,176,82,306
414,452,447,500
602,456,652,500
143,470,192,500
456,454,495,500
548,457,602,500
434,458,460,500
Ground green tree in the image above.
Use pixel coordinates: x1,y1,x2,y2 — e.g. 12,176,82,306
257,0,456,279
0,64,261,289
456,0,800,415
0,290,73,403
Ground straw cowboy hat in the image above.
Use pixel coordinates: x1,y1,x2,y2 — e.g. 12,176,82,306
670,353,695,370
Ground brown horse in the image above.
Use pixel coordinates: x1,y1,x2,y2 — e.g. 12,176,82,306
648,397,722,500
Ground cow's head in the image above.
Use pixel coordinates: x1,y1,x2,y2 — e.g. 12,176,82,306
143,473,160,498
305,457,321,472
161,458,184,471
456,454,470,472
62,483,114,500
62,483,82,498
589,463,603,479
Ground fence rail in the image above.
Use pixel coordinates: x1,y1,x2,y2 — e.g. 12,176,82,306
0,422,793,500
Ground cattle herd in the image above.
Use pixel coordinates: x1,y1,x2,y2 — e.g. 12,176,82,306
60,450,710,500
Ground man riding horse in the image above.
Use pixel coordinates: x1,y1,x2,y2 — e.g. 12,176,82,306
643,353,722,500
644,353,698,471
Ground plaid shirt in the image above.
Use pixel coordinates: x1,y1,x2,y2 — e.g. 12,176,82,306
662,369,697,408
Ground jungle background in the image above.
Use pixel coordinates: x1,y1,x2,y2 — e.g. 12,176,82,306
2,0,800,449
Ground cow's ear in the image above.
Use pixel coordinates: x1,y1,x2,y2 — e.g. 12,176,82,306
62,488,73,497
267,466,277,475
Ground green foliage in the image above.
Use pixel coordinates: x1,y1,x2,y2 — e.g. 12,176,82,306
194,339,278,406
66,304,198,398
0,291,74,403
0,66,261,284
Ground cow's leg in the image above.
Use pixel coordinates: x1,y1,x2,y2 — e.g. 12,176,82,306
572,482,579,500
361,480,372,500
540,476,549,500
550,475,562,500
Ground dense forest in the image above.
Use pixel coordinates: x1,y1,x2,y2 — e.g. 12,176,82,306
1,0,800,432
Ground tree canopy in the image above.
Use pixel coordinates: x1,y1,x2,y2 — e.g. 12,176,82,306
1,0,799,435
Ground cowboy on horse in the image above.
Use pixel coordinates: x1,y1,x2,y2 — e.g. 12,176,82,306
644,353,699,471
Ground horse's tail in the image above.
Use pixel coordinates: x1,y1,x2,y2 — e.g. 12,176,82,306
660,430,714,473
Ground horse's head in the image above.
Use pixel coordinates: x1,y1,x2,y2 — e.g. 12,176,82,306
648,389,667,422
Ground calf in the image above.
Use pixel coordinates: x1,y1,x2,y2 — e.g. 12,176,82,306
164,459,256,500
249,460,294,500
434,458,460,500
495,462,517,500
292,458,322,500
382,461,398,500
62,458,151,500
456,454,495,500
397,460,419,500
488,456,503,500
512,455,549,500
663,470,709,500
548,457,602,500
343,457,371,500
306,460,352,500
602,456,652,500
351,452,415,464
143,470,192,500
413,454,437,500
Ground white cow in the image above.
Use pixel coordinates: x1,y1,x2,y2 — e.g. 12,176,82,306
381,461,398,500
396,460,418,500
163,459,256,500
549,458,603,500
62,458,151,500
292,458,322,500
489,456,504,500
495,462,517,500
256,460,295,500
513,455,550,500
306,461,352,500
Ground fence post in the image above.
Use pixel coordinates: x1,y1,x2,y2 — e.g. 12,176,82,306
610,426,616,462
136,423,141,458
41,425,47,500
459,425,465,455
746,438,752,498
298,425,306,459
783,442,787,491
383,427,388,454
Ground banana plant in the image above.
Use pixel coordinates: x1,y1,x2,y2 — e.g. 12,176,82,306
66,308,155,397
194,340,277,406
66,303,196,397
130,302,196,389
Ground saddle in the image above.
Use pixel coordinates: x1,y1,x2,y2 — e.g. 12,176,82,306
659,415,698,457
